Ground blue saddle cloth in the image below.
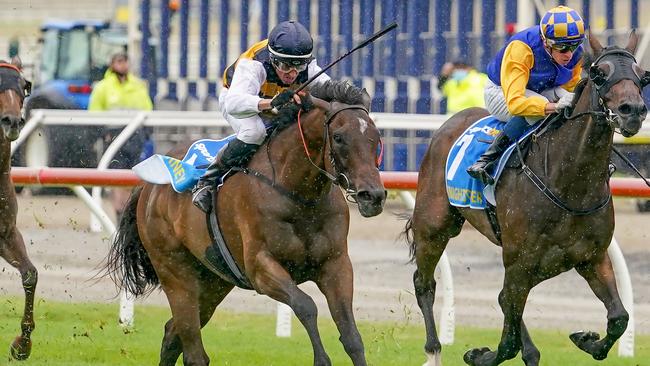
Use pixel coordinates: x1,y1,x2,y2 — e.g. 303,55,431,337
133,135,236,193
445,116,538,209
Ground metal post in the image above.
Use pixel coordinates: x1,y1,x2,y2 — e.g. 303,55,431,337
219,0,230,76
480,0,496,72
199,0,210,102
457,0,473,62
415,0,430,114
240,0,249,53
360,0,376,95
140,0,153,97
297,0,311,30
393,1,408,113
260,0,269,37
277,0,290,23
606,0,615,45
317,0,332,65
339,0,353,79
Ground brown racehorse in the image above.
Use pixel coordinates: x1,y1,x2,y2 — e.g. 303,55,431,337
404,33,649,366
0,58,36,360
105,80,386,366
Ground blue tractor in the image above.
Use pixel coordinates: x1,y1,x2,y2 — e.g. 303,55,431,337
16,20,128,169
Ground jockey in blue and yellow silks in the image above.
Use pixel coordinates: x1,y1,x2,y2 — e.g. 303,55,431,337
192,20,330,213
467,5,586,185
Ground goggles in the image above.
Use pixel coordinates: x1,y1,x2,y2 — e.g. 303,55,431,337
272,58,310,73
546,39,582,53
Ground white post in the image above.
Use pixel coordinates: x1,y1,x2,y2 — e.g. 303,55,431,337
90,112,147,232
70,185,135,327
275,302,293,337
608,237,635,357
398,190,455,345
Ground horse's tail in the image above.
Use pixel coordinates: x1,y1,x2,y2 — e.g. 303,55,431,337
400,214,417,264
104,186,159,297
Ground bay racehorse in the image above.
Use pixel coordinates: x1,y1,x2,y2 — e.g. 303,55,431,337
404,32,648,366
105,80,386,365
0,58,36,360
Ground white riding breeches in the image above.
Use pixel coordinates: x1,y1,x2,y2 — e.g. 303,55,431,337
218,90,267,145
484,79,568,124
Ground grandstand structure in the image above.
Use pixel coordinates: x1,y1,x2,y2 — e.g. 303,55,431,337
1,0,649,114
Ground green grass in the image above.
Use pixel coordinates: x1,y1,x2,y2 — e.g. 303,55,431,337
0,297,648,365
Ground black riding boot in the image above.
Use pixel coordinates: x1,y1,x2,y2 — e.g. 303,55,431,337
192,139,259,213
466,132,513,185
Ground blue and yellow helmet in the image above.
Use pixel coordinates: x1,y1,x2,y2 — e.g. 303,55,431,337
540,6,585,46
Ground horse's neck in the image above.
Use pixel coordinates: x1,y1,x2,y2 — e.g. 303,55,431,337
271,109,332,198
542,83,612,196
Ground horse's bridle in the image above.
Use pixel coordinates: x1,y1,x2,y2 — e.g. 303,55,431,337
521,47,647,215
297,103,382,203
0,63,31,98
565,47,645,131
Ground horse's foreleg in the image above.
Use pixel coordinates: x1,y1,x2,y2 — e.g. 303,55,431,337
571,254,628,360
464,266,531,366
1,231,37,360
252,252,331,366
316,255,366,366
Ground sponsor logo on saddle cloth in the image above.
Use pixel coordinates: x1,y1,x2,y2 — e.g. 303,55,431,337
133,135,236,193
445,116,537,209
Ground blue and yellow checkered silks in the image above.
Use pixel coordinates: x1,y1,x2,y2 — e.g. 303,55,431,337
540,6,585,45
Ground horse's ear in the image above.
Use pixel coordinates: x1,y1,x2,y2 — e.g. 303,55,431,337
625,29,639,54
10,56,22,71
361,88,371,110
589,64,607,87
588,31,603,57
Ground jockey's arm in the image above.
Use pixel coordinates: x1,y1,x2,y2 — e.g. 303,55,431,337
500,41,550,117
224,59,269,117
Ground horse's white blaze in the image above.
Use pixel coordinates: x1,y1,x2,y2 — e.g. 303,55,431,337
358,117,368,134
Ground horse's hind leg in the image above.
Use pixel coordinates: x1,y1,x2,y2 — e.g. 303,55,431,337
1,231,38,360
159,267,234,366
253,252,331,366
570,253,628,360
316,254,367,366
410,203,464,365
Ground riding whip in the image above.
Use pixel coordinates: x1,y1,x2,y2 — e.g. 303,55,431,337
295,21,398,93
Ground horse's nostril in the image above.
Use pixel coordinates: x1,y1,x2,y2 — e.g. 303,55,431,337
357,189,386,204
618,104,632,115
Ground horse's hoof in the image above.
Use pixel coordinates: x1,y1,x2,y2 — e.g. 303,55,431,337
569,331,601,356
10,336,32,360
463,347,491,365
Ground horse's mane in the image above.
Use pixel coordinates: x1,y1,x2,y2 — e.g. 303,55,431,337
268,80,369,134
309,80,369,106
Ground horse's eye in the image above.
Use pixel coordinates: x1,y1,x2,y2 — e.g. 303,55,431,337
333,134,343,144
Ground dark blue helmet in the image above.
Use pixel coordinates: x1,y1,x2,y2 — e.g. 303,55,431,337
268,20,313,66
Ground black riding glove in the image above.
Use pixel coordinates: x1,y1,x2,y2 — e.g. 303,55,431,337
271,89,295,108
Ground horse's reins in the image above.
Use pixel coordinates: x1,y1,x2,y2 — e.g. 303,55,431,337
517,47,647,215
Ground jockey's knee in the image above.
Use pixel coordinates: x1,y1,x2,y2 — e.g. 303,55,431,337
237,128,266,145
